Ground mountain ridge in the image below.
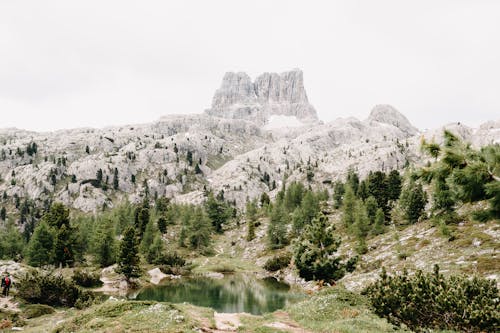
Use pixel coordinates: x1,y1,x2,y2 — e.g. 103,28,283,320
0,70,499,213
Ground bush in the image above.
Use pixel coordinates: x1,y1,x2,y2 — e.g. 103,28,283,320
159,252,186,267
157,252,191,276
17,270,95,308
72,269,103,288
22,304,55,318
363,265,499,332
263,253,291,272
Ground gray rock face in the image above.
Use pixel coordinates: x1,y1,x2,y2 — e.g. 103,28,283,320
367,104,418,136
206,69,318,124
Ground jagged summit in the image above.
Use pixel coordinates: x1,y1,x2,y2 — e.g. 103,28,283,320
205,69,318,125
367,104,418,136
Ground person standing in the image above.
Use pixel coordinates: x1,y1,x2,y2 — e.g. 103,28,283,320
1,272,11,297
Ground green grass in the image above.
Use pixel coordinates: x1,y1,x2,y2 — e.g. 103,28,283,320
287,286,406,333
191,255,263,275
25,300,202,333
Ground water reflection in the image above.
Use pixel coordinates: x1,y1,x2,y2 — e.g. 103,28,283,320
131,274,303,315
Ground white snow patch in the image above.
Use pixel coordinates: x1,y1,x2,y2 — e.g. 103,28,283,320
263,115,305,130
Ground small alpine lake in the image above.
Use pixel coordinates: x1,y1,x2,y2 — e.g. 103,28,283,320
129,274,305,315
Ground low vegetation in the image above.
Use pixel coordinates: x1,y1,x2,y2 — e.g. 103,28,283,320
364,265,499,332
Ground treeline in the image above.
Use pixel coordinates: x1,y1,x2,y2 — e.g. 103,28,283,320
0,191,235,281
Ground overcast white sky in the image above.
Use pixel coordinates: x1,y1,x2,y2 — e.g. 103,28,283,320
1,1,499,131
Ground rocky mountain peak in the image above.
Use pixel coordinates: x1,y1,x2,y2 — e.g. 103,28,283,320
367,104,418,136
206,69,318,125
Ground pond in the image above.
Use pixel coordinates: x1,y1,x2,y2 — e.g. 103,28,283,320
130,274,304,315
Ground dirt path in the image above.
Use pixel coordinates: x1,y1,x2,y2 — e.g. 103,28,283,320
264,311,312,333
213,312,241,331
0,296,20,312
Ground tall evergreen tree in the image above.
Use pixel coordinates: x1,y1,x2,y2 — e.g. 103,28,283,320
0,220,25,260
372,208,385,235
293,213,355,281
116,226,141,281
246,200,258,241
92,218,116,267
54,224,74,267
342,185,356,228
367,171,389,216
140,218,156,257
365,196,378,225
400,180,428,224
267,204,288,249
346,169,360,196
26,221,54,267
187,207,212,250
387,170,402,201
332,181,345,209
205,192,231,233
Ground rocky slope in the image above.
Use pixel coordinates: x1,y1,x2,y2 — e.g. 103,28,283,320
0,70,499,215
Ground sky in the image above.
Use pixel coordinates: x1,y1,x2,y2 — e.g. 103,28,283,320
0,0,499,131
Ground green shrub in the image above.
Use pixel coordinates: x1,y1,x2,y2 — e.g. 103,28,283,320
17,270,95,308
159,252,186,267
263,253,291,272
22,304,55,318
363,265,499,332
157,252,191,275
72,269,103,288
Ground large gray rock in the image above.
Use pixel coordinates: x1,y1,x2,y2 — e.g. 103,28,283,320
367,104,418,136
206,69,318,125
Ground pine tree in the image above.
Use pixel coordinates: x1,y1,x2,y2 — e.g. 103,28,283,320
246,200,258,241
346,169,360,195
113,168,119,190
148,234,166,264
365,196,378,224
140,218,156,257
342,185,356,227
157,216,167,234
332,181,345,209
432,177,455,213
293,213,354,282
54,224,75,267
354,200,369,254
26,221,54,267
372,208,385,235
387,170,402,201
135,205,150,239
0,207,5,221
92,219,116,267
42,203,77,266
187,207,212,250
0,220,25,260
267,204,288,249
368,171,389,216
400,180,427,224
116,226,141,281
186,150,193,166
205,192,231,233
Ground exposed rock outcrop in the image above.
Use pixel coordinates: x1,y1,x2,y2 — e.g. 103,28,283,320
367,104,418,136
206,69,318,125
